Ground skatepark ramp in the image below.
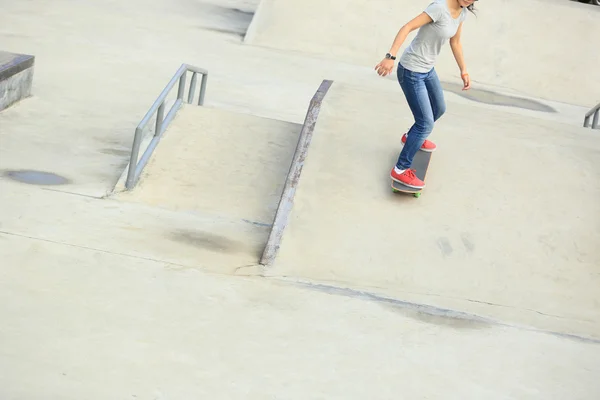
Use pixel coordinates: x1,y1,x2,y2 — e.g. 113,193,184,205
260,80,600,341
113,89,304,271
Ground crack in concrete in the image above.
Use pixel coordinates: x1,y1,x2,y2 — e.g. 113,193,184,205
3,230,598,345
276,277,600,345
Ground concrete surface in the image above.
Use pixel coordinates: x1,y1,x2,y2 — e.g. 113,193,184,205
0,0,599,397
245,0,600,106
267,81,600,341
114,105,302,226
0,0,369,197
1,179,268,274
2,232,600,399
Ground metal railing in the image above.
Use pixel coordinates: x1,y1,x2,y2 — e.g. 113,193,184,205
583,102,600,129
125,63,208,189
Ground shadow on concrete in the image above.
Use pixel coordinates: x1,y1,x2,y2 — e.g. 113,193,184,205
3,170,71,186
442,82,557,113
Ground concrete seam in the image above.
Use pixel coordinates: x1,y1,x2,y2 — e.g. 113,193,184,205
0,230,199,270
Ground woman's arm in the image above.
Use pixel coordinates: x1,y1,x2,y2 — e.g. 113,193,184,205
450,22,471,90
388,12,434,57
375,12,433,76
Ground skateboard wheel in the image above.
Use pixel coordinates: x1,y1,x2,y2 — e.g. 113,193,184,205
414,193,421,198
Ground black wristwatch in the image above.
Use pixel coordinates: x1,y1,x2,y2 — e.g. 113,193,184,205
385,53,396,60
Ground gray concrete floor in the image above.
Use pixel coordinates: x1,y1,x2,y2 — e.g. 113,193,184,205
1,0,599,398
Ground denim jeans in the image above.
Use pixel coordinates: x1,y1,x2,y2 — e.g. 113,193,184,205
396,63,446,169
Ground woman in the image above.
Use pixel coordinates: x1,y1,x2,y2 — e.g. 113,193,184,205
375,0,476,189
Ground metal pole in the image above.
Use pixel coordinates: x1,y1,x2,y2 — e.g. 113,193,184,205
155,102,165,136
126,126,144,189
199,74,208,105
188,73,197,104
177,72,187,100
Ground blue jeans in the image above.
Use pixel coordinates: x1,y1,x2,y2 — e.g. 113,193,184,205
396,64,446,169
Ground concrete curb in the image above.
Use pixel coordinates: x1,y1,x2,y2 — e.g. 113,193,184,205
260,79,334,266
0,51,35,112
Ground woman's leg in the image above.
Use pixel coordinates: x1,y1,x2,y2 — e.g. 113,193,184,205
424,67,446,122
395,65,435,171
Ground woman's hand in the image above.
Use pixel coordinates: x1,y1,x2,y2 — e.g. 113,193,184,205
461,72,471,90
375,59,395,77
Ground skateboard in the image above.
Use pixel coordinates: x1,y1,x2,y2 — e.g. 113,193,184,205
391,149,432,198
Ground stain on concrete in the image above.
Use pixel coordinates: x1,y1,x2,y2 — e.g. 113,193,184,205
100,148,131,157
3,170,71,185
442,82,557,113
170,229,242,253
294,281,493,330
461,233,475,253
242,219,271,228
436,237,453,256
395,306,491,331
538,234,557,253
95,136,129,147
202,27,245,38
231,8,255,18
189,3,255,36
111,160,130,171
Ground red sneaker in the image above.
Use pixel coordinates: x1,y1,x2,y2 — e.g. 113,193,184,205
401,133,436,152
390,168,425,189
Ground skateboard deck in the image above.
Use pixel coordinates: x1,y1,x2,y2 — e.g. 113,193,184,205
391,149,432,198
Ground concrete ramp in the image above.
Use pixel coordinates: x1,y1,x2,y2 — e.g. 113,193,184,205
266,81,600,340
245,0,600,106
114,105,302,267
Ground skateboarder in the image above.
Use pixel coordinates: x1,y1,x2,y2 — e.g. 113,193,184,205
375,0,476,189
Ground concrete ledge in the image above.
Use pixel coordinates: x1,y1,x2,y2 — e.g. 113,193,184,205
0,51,35,111
260,79,334,266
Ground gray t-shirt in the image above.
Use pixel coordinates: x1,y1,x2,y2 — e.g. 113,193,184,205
399,0,468,73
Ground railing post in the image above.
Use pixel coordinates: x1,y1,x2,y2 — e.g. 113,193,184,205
155,102,165,136
188,72,198,104
177,72,187,100
583,102,600,129
126,126,144,189
199,73,208,105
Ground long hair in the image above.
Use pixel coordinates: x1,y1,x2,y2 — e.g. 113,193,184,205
466,4,477,15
